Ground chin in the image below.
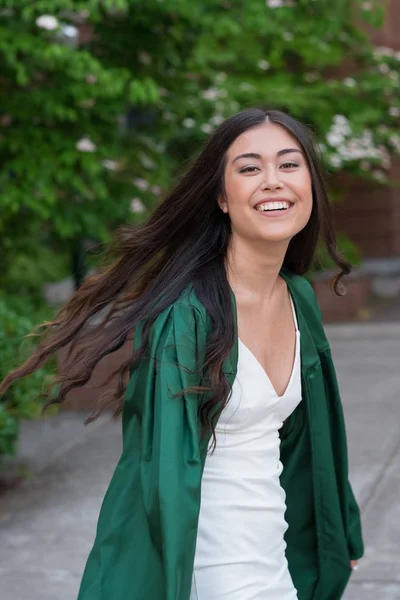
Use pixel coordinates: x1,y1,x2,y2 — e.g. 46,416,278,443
259,221,308,242
256,229,300,244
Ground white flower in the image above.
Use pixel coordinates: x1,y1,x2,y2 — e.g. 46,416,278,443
133,177,149,191
362,1,373,9
76,137,96,152
343,77,356,88
378,63,390,74
183,118,195,128
130,198,146,213
389,134,400,152
326,118,391,169
102,159,119,171
374,46,394,58
381,149,391,170
266,0,284,7
138,52,152,66
326,132,343,147
258,60,271,70
61,24,78,38
151,186,162,196
201,124,213,134
333,114,349,126
389,106,400,117
372,171,386,183
86,74,97,84
283,31,294,42
305,73,317,83
215,72,227,83
138,153,156,169
331,114,352,137
330,155,342,168
202,88,219,101
210,115,224,126
79,98,95,108
36,15,59,30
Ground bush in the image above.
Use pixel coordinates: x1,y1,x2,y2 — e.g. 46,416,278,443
0,242,70,305
0,295,55,461
0,0,398,261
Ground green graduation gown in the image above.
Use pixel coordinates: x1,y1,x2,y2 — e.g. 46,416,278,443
78,269,364,600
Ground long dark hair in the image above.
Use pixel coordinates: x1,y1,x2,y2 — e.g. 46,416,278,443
0,108,350,437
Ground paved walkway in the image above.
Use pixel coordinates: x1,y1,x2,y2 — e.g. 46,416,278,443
1,323,400,599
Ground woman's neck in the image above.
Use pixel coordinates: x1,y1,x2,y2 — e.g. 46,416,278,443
225,237,289,303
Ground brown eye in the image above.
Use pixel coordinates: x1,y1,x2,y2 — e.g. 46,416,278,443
239,166,259,173
280,161,299,169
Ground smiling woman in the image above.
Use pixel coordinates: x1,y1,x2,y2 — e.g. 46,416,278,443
220,123,313,249
0,109,363,600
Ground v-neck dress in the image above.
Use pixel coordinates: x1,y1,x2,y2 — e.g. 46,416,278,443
190,300,301,600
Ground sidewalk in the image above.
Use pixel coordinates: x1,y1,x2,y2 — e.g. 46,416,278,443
0,323,400,600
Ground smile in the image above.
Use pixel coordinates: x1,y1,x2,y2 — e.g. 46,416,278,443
254,200,293,212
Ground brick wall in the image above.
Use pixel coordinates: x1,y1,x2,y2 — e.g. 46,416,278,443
334,159,400,258
334,1,400,259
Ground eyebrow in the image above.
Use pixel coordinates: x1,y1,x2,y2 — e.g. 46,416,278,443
232,148,303,163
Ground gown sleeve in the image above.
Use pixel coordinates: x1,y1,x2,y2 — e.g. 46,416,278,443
320,346,365,562
295,275,364,563
77,301,208,600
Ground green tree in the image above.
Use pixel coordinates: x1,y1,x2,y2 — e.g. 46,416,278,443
1,1,399,249
1,0,399,256
0,0,399,458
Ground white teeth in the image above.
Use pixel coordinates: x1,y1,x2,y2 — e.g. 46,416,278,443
256,201,290,211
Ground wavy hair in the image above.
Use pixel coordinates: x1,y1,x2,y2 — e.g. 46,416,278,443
0,108,350,437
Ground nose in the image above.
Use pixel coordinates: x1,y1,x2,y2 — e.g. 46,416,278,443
261,168,283,191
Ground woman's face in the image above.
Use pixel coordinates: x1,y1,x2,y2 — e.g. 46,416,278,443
220,122,313,246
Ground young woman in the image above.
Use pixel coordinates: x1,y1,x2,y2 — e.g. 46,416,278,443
1,108,363,599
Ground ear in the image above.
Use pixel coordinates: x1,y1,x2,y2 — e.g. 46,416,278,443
217,195,229,214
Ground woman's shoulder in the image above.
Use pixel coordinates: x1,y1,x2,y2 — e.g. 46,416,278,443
162,285,208,326
174,284,207,312
148,285,209,344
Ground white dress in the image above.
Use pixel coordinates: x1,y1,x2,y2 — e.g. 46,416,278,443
190,301,302,600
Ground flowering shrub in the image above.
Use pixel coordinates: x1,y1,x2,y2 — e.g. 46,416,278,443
1,0,397,457
0,0,398,262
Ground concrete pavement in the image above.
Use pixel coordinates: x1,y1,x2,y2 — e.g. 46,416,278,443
0,322,400,599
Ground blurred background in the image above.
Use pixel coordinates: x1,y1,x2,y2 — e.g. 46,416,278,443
0,1,399,599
